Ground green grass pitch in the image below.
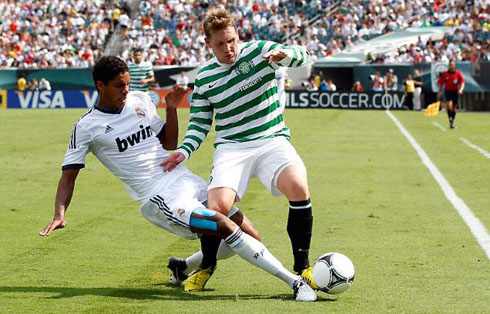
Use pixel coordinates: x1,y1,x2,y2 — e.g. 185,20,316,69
0,108,489,313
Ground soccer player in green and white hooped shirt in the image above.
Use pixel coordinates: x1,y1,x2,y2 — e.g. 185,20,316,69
162,8,318,292
128,48,155,92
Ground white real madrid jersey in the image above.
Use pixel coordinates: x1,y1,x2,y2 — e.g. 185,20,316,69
62,91,188,202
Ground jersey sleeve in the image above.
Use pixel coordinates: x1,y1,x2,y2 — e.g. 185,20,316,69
175,80,213,160
261,40,310,70
61,122,91,170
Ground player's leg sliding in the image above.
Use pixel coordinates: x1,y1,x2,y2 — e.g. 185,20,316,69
225,227,316,301
184,208,221,292
185,208,317,301
287,199,318,290
167,240,234,285
167,208,257,284
183,234,221,292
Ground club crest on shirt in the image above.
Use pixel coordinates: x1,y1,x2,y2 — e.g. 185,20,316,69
235,60,254,76
135,107,146,118
177,208,185,217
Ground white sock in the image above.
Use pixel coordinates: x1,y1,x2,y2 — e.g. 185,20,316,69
184,251,202,275
225,227,298,288
217,239,236,259
183,240,235,275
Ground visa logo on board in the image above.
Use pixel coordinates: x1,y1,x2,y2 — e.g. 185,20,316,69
15,90,66,108
13,90,98,108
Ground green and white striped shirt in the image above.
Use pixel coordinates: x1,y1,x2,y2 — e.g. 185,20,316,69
129,61,154,92
177,40,310,160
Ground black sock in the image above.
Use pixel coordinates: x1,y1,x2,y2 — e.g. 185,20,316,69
199,234,221,269
448,110,455,124
287,199,313,273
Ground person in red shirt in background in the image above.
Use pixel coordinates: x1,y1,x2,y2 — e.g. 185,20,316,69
351,81,364,92
438,60,465,129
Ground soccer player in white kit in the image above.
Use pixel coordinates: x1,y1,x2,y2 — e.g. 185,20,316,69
162,8,317,291
39,56,316,302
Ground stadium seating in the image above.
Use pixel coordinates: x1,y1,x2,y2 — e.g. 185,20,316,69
1,0,489,68
0,0,119,68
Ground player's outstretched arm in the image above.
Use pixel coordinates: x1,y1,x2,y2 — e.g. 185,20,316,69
39,168,80,236
160,151,185,172
262,49,288,64
158,85,189,150
262,43,310,68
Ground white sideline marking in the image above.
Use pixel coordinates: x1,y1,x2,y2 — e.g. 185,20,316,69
432,121,447,132
460,137,490,159
386,111,490,259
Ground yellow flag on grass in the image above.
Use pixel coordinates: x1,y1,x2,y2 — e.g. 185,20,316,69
424,101,440,117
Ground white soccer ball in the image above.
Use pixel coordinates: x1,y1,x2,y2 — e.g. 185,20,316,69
312,252,355,294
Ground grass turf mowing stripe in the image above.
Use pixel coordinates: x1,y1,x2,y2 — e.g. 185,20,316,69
431,121,447,132
460,137,490,159
386,110,490,259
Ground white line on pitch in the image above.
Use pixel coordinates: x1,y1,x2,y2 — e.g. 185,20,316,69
386,111,490,260
432,121,447,131
460,137,490,159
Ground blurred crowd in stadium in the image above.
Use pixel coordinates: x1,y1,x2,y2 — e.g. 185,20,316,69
1,0,489,69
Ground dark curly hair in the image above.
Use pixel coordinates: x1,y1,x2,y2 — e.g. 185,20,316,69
92,56,129,91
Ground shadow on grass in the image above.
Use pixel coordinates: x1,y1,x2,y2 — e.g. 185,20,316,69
0,285,336,302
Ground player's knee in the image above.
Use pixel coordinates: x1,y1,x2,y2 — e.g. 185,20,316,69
208,188,237,215
277,165,309,199
207,199,233,215
280,179,310,200
289,185,310,200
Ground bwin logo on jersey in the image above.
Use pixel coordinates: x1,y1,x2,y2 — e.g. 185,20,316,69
115,124,153,152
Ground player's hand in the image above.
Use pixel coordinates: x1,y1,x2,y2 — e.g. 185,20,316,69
160,152,185,172
458,89,463,95
165,85,188,109
262,49,287,64
39,217,67,236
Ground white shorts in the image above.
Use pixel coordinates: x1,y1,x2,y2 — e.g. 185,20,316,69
208,136,306,200
140,172,239,239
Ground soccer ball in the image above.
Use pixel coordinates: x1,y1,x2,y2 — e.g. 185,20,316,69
312,252,355,294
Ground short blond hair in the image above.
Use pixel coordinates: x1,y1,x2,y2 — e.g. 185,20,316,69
202,8,236,38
